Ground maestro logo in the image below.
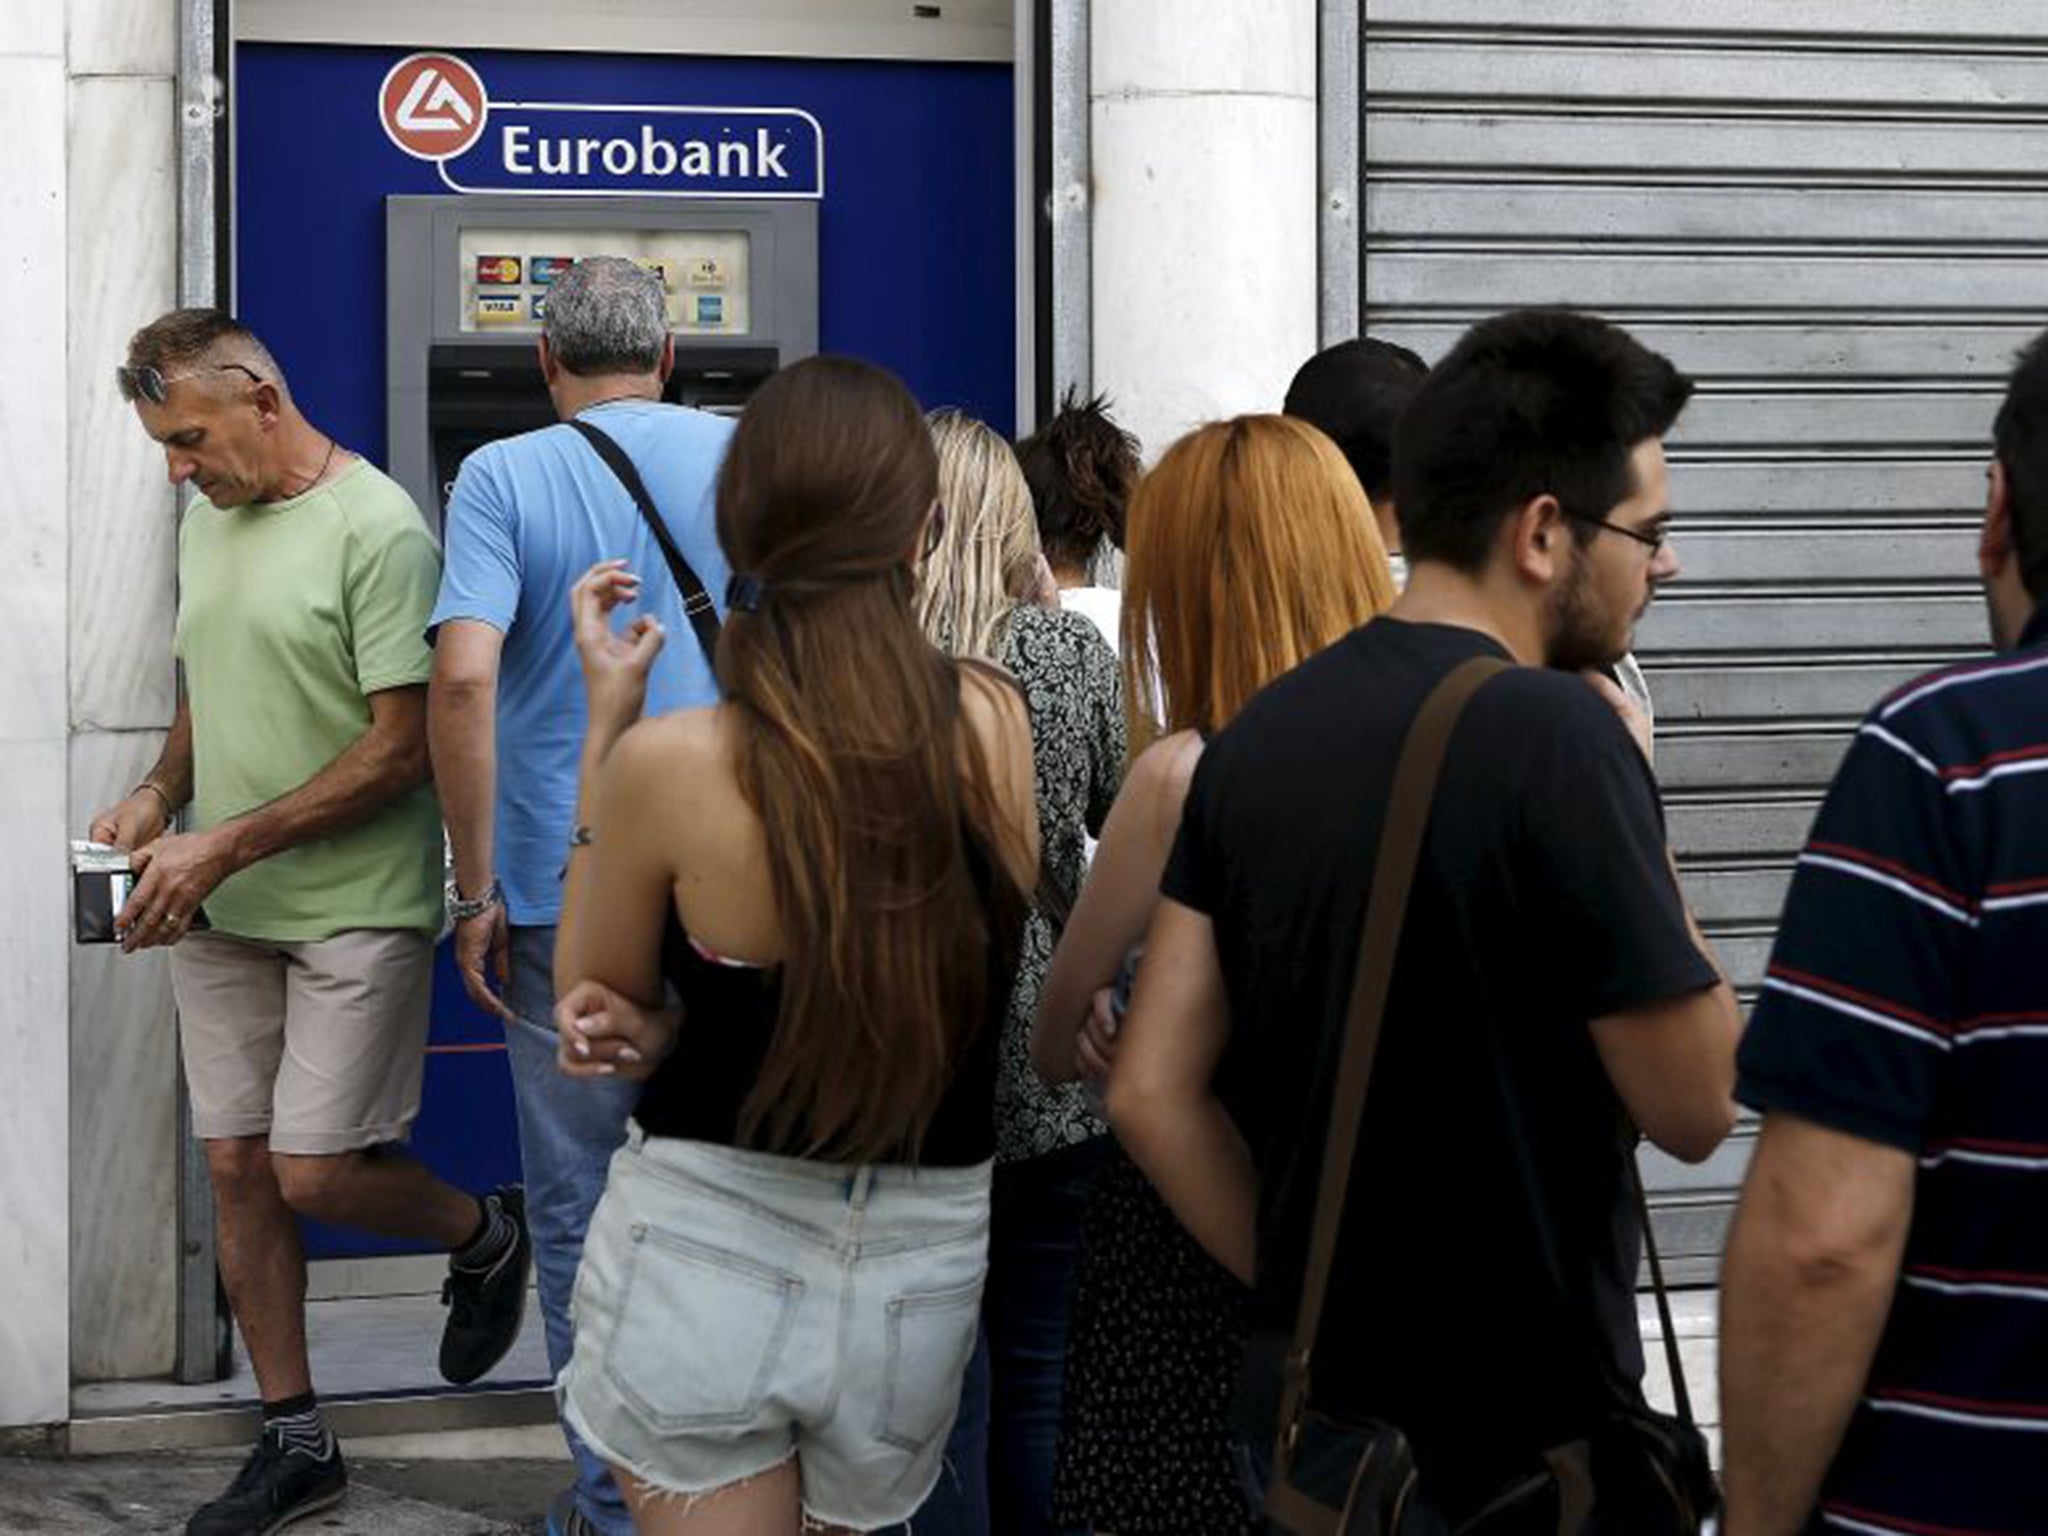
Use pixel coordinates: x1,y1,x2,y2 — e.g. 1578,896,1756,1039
380,52,488,161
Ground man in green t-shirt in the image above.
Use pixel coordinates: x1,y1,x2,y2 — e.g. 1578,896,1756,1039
89,309,532,1536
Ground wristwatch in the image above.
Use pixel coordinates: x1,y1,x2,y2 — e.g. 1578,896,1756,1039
446,878,503,923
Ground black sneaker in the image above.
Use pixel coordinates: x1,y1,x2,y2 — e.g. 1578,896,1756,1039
185,1431,347,1535
439,1183,532,1385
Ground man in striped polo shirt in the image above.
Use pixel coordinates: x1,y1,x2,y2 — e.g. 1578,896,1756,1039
1720,333,2048,1534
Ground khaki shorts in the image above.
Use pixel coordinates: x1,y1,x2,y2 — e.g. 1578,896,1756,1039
169,928,433,1155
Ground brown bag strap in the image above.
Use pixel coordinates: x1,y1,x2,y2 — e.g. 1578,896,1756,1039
1271,654,1509,1495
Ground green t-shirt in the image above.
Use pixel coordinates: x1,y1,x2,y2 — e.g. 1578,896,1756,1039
175,458,444,941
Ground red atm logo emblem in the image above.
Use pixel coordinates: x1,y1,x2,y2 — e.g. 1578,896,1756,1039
380,53,489,161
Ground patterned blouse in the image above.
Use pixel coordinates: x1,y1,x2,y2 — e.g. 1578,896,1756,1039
993,602,1127,1163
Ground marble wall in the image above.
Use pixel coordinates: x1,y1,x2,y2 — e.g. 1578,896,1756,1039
64,1,183,1383
1090,0,1318,461
0,8,75,1430
0,0,184,1427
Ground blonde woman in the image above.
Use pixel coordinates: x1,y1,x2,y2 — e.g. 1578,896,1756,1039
1033,414,1396,1533
915,410,1124,1533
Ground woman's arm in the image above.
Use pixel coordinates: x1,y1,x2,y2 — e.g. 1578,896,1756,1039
554,560,673,1004
1105,897,1256,1283
555,723,674,1008
1031,731,1203,1083
960,663,1043,892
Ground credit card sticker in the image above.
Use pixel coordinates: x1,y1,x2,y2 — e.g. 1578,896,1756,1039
475,255,522,286
529,256,574,285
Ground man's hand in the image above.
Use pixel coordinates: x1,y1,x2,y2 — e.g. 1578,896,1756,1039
1582,667,1654,765
570,560,666,755
555,978,681,1082
89,789,169,852
117,830,237,951
454,903,514,1020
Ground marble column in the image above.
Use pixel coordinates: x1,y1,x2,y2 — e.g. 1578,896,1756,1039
1089,0,1319,461
65,0,183,1382
0,2,75,1432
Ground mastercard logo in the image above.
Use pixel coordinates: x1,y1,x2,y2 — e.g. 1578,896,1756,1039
476,256,522,286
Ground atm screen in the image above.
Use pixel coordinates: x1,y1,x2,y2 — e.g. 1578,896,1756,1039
459,227,751,337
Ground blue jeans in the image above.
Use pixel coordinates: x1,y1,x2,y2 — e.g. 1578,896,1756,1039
912,1326,992,1532
914,1136,1104,1535
506,924,640,1536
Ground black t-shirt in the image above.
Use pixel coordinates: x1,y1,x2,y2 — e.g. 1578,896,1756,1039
1162,619,1717,1489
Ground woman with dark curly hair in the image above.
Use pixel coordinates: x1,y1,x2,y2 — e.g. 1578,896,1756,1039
1015,391,1142,654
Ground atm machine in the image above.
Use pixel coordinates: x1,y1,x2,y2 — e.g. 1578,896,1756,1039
386,195,818,523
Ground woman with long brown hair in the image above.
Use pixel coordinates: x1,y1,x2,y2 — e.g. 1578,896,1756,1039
546,356,1040,1535
1033,414,1396,1533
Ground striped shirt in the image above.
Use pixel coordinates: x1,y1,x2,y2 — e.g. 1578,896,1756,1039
1737,602,2048,1536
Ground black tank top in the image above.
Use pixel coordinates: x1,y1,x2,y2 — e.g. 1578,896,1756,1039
631,838,1024,1166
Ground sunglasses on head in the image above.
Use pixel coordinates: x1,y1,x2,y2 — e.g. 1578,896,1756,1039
115,361,266,405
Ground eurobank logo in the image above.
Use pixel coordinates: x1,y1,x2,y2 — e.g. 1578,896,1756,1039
377,52,825,200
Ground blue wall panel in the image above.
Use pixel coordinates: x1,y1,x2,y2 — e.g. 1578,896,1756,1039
238,41,1014,1259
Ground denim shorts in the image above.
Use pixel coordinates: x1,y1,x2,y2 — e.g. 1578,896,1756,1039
560,1124,993,1530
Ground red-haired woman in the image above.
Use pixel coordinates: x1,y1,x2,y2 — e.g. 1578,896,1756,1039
1036,415,1397,1533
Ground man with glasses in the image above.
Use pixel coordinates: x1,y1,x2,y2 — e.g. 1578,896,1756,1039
1107,308,1740,1523
1283,333,1661,733
91,308,531,1536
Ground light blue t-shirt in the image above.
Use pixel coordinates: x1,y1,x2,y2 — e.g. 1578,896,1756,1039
429,399,735,924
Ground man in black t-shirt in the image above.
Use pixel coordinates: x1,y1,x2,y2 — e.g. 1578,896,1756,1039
1106,308,1741,1516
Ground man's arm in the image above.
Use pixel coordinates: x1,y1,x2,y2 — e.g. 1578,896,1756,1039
429,621,513,1018
1719,1112,1914,1535
429,621,504,900
119,685,430,948
214,683,430,862
1553,680,1741,1162
90,697,194,849
1105,896,1256,1284
1590,866,1741,1163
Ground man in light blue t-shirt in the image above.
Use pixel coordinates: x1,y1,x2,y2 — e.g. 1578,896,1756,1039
426,256,732,1536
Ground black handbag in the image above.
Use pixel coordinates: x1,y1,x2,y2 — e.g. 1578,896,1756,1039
1256,655,1718,1536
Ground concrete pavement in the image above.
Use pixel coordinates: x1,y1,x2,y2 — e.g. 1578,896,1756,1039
0,1453,565,1534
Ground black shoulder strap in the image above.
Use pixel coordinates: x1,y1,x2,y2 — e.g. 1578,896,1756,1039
1630,1152,1696,1425
566,417,721,668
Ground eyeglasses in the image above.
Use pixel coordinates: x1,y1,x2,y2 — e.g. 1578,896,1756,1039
115,361,266,404
1566,511,1670,555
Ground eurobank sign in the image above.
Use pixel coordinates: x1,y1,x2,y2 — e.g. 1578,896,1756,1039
378,52,824,199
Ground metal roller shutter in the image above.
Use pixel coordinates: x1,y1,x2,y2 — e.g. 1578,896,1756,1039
1361,0,2045,1280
